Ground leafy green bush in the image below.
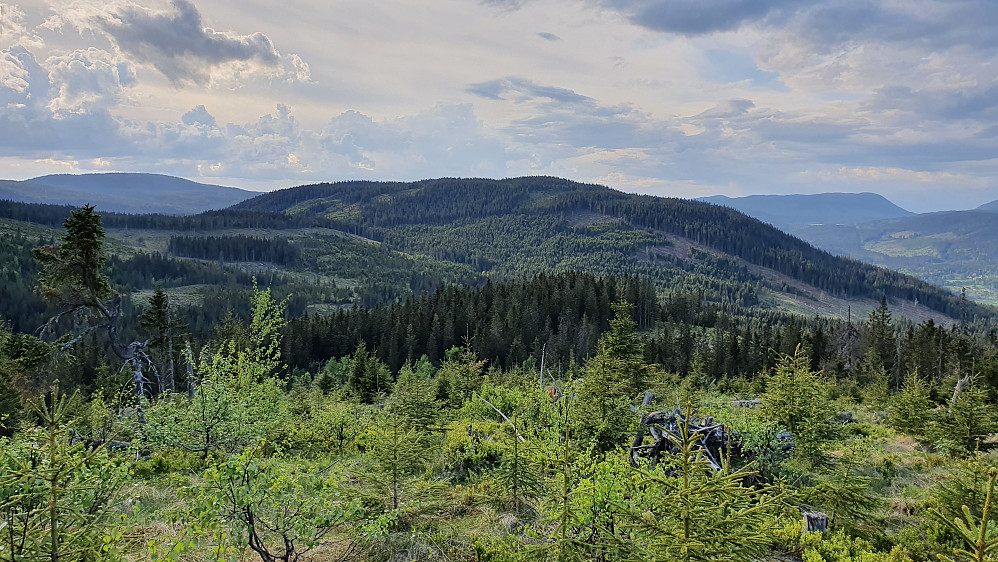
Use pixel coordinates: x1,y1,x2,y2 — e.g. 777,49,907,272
177,446,360,562
444,421,508,480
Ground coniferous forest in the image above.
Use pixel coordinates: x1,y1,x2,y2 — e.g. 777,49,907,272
4,178,998,561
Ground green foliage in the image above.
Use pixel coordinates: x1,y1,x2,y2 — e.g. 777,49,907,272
141,346,287,459
494,419,543,511
315,354,350,394
776,523,913,562
798,439,884,537
280,394,359,457
864,297,897,381
389,362,440,432
444,421,507,480
347,342,390,403
0,386,126,561
138,286,188,394
887,369,933,439
370,408,428,510
575,299,651,454
927,376,998,457
931,467,998,562
32,204,113,306
575,349,634,456
762,346,840,465
179,445,360,562
0,321,46,436
436,346,487,409
929,452,998,533
622,404,784,561
142,286,289,458
603,299,654,396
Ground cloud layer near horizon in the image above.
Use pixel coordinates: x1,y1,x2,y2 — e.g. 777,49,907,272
0,0,996,211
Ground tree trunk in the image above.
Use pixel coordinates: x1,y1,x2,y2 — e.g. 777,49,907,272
132,357,145,425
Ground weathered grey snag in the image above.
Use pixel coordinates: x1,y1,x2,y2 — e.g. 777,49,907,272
46,293,155,423
951,373,972,406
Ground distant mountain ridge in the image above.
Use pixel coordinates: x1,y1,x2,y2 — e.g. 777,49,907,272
696,191,998,305
699,192,914,230
977,199,998,212
0,173,254,214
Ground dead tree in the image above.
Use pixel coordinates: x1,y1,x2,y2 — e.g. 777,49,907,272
630,400,736,470
630,398,794,471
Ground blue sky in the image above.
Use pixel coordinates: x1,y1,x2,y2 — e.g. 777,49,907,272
1,0,997,212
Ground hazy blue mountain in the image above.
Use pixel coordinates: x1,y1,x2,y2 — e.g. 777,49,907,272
0,173,254,214
977,199,998,212
797,210,998,305
700,192,913,232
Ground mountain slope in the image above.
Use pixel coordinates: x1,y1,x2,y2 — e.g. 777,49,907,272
0,173,254,214
233,177,986,322
797,210,998,304
698,192,913,231
977,199,998,212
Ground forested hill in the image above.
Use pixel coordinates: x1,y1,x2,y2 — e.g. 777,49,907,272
232,176,989,321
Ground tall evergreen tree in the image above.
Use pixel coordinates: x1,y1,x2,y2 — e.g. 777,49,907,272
865,296,897,384
33,205,155,411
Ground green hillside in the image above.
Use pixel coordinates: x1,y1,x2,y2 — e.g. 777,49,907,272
799,211,998,305
233,177,985,322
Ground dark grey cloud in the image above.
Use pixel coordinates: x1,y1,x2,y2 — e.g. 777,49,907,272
864,84,998,123
538,32,560,41
591,0,998,53
467,76,592,104
595,0,804,35
790,1,998,53
95,0,280,85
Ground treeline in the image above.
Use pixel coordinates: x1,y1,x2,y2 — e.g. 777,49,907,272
283,272,658,372
283,271,998,397
233,176,599,229
227,177,987,323
0,199,321,231
168,235,301,267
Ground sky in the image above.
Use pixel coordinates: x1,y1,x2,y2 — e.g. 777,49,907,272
1,0,997,213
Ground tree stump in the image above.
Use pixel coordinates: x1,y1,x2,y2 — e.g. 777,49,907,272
803,510,828,533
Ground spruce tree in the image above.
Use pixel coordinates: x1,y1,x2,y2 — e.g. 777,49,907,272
761,345,838,465
576,299,653,454
887,369,932,439
138,286,188,394
370,407,426,510
623,403,781,561
0,384,125,560
390,363,440,432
